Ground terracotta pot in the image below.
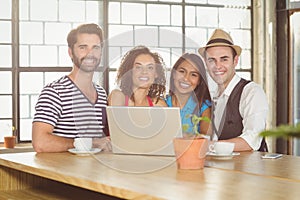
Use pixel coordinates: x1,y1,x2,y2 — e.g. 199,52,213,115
173,138,208,170
4,136,16,148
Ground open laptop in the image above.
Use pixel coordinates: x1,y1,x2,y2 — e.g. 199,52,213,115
106,106,182,156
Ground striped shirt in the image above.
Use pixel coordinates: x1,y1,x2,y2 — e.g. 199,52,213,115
33,76,107,138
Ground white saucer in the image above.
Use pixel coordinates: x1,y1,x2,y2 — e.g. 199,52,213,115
206,152,240,159
68,148,102,156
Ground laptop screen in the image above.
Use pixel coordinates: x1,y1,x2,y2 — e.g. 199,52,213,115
106,106,182,156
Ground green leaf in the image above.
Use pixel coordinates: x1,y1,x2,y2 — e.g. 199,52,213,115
260,123,300,138
185,114,192,119
182,124,189,133
182,114,211,135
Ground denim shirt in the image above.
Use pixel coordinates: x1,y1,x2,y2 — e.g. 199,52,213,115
166,95,211,134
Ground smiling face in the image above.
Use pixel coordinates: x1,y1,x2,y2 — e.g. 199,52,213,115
132,54,158,89
205,46,238,89
69,33,102,72
173,60,200,95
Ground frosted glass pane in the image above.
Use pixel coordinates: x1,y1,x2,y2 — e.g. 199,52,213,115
0,72,12,93
0,120,13,140
185,28,207,48
134,26,158,47
236,72,251,80
0,0,11,19
219,8,250,29
20,95,29,118
45,72,67,84
0,96,12,118
30,0,58,21
86,1,100,22
160,0,181,2
231,29,251,49
185,6,195,26
20,45,29,67
20,22,43,44
208,0,250,6
20,72,43,94
109,2,120,23
171,5,182,26
0,21,11,43
242,11,251,29
109,71,118,92
186,0,206,3
20,119,33,141
159,27,182,47
196,7,218,27
154,48,172,68
30,95,39,118
59,46,73,66
30,46,58,66
108,25,133,46
147,4,170,25
121,47,134,56
59,1,85,22
240,49,251,69
45,23,71,44
291,12,300,127
170,48,183,66
108,47,121,69
122,3,145,24
20,0,29,20
0,45,12,67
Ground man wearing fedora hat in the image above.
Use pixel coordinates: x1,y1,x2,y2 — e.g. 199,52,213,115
199,29,268,152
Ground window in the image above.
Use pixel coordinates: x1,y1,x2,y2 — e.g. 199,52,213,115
107,0,252,93
0,0,13,141
0,0,104,143
291,11,300,155
0,0,252,143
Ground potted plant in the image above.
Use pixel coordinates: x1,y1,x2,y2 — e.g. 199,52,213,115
260,123,300,138
173,114,210,170
3,125,16,149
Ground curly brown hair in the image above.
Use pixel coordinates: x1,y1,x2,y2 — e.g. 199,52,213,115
116,45,166,104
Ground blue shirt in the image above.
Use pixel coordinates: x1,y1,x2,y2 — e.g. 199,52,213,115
166,95,211,134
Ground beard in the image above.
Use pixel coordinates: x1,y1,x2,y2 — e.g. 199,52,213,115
73,53,101,73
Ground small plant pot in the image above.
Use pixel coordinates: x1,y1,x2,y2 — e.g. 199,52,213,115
4,136,16,148
173,137,208,170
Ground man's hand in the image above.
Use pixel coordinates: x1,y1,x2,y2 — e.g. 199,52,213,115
93,136,112,152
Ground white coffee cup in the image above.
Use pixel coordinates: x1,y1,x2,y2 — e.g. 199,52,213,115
74,138,93,151
209,142,235,155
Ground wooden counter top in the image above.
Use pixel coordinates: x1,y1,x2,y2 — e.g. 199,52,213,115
1,152,300,199
205,151,300,181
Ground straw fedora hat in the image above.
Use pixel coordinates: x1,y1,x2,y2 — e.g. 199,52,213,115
198,29,242,57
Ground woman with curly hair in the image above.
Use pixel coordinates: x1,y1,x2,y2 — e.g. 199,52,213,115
166,53,212,135
108,45,167,106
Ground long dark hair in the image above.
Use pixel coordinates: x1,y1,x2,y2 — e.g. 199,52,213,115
116,45,166,103
169,53,211,112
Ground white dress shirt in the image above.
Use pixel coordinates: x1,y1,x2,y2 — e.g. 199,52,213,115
212,74,269,150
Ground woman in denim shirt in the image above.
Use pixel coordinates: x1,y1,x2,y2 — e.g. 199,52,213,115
166,53,212,136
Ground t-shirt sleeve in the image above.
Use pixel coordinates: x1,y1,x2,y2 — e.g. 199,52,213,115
33,86,62,126
200,99,212,115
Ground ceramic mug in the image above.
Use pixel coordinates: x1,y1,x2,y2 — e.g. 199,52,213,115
209,142,234,155
74,138,93,151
